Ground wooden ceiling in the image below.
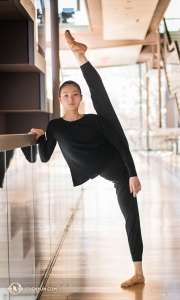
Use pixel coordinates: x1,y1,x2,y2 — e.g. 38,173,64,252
60,44,142,69
59,0,171,68
101,0,159,40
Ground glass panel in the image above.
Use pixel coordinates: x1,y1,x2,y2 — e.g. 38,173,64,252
48,147,75,245
5,147,36,300
32,146,51,293
47,146,82,290
0,140,83,299
0,151,10,299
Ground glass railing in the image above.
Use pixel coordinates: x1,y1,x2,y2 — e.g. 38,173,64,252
0,135,82,299
165,18,180,49
159,18,180,51
140,129,180,153
159,18,180,125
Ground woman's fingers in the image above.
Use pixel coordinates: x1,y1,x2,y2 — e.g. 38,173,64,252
28,128,38,140
132,185,137,197
28,128,45,140
28,129,36,134
129,177,142,197
129,182,132,194
129,182,135,196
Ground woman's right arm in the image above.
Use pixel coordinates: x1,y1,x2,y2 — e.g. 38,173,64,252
28,122,57,162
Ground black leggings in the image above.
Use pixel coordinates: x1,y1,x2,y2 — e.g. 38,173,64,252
80,62,143,262
100,152,143,261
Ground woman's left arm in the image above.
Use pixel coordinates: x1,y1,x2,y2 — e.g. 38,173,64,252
29,122,56,162
96,115,142,196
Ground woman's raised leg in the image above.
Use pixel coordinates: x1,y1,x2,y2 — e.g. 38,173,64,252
64,30,128,146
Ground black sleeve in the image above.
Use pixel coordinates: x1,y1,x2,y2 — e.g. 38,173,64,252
38,121,57,162
21,145,37,163
95,115,137,177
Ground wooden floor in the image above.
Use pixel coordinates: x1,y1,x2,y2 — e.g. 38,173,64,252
40,152,180,300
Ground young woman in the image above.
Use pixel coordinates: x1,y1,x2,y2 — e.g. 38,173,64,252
29,30,144,288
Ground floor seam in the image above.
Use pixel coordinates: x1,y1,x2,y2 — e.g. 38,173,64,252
36,194,82,300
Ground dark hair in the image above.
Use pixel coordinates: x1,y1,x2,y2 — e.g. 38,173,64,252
59,80,82,97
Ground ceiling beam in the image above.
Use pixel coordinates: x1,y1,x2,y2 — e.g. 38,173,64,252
59,32,159,50
148,0,171,33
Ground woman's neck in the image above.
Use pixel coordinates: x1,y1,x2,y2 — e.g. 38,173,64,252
63,110,84,122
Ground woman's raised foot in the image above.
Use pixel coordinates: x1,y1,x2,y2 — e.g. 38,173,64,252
64,30,87,53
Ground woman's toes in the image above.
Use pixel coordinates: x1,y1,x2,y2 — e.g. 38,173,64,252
64,30,74,43
64,30,88,53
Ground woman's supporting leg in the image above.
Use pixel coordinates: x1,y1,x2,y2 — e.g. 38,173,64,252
99,152,144,287
64,30,128,146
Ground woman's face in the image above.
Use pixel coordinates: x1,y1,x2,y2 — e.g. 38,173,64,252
59,84,82,111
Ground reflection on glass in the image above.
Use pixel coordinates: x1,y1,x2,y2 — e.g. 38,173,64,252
21,145,37,163
0,150,14,188
6,147,35,300
0,151,10,299
0,146,37,189
0,141,82,299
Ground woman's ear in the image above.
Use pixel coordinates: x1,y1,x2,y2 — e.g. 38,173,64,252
59,97,62,103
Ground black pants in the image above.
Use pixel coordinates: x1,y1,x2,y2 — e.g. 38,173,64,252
100,152,143,261
80,62,143,262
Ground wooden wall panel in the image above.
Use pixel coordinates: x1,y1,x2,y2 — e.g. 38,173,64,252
0,20,28,64
0,73,40,110
6,112,51,134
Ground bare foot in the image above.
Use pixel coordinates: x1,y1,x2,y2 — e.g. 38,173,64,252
121,275,145,288
64,30,87,53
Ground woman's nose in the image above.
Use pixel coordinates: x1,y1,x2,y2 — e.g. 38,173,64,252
69,95,74,101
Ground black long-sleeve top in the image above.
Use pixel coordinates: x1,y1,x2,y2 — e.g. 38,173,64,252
38,114,137,186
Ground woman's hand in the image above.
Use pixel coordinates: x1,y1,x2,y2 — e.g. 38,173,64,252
28,128,45,140
129,176,142,197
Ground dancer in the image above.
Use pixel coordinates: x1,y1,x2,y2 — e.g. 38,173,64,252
29,30,144,287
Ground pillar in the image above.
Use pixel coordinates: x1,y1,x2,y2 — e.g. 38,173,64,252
50,0,60,119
